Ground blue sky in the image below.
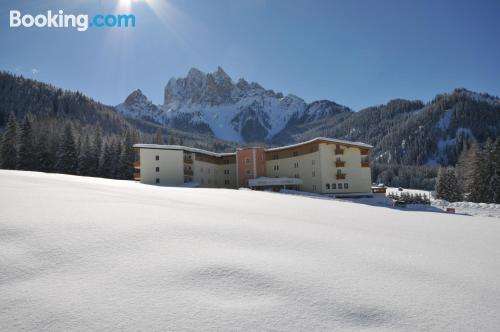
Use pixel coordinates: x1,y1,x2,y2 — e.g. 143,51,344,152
1,0,499,110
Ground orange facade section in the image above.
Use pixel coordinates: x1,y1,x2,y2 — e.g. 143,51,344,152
237,147,266,187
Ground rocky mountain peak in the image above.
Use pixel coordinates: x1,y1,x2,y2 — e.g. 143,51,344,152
124,89,148,106
120,66,353,143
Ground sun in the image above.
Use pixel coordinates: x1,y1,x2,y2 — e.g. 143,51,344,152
117,0,133,11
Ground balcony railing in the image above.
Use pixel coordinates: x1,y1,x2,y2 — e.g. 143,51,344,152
335,160,345,167
133,172,141,180
133,161,140,169
184,169,193,176
184,158,193,164
361,161,370,167
336,173,346,180
335,149,344,155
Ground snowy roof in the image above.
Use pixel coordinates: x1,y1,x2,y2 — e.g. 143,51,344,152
265,137,373,151
133,137,372,157
132,144,236,157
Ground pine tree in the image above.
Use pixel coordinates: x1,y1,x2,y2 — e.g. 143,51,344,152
435,167,461,202
92,128,103,176
168,134,175,145
36,133,53,172
153,128,164,144
17,114,37,170
119,130,136,180
0,112,19,169
469,143,492,203
111,140,122,179
78,134,94,176
55,124,78,174
99,141,114,178
489,138,500,203
455,141,477,196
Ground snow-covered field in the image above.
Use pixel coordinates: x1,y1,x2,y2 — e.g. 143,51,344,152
1,171,500,331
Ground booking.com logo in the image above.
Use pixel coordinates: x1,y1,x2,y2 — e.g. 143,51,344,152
9,10,136,32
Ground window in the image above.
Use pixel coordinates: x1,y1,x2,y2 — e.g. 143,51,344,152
208,179,211,185
245,158,250,164
326,183,330,190
312,185,317,191
294,162,299,168
156,167,160,172
293,151,298,157
224,179,231,185
312,171,316,177
208,169,211,174
332,183,336,189
294,174,300,178
338,183,343,189
312,160,316,165
337,169,342,175
273,154,279,160
201,178,204,184
155,178,160,184
224,159,229,164
274,165,279,171
246,169,251,175
344,183,349,189
155,155,159,161
200,167,204,173
224,169,230,175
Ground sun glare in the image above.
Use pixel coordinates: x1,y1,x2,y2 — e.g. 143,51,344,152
117,0,133,11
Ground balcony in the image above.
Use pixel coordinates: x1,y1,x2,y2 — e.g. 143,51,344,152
184,158,193,164
133,161,140,169
336,173,346,180
361,161,370,167
184,169,193,176
335,160,345,167
133,172,141,181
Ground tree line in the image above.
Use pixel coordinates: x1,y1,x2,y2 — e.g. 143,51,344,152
0,112,139,179
436,138,500,203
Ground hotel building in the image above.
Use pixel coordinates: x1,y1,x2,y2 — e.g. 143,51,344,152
133,137,373,195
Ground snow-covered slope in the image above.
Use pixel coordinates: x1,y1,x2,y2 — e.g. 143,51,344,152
1,171,500,331
116,67,351,142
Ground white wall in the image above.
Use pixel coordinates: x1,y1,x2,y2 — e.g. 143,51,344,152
139,149,184,185
265,151,322,192
319,143,371,194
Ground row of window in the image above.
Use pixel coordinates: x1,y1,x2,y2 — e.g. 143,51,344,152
272,159,317,170
326,183,349,190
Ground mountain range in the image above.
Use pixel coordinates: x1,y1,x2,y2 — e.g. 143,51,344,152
115,67,500,166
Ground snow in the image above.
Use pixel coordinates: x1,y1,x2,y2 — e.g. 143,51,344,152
1,171,500,331
387,187,500,218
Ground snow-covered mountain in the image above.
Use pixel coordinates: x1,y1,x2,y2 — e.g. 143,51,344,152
116,67,351,142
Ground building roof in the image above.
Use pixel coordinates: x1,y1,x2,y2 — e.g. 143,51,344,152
265,137,373,152
133,137,372,157
132,144,236,157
